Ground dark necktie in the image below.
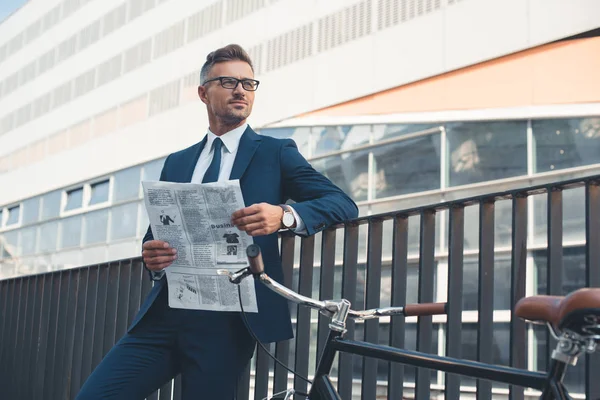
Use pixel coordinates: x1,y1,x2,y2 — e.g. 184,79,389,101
202,138,223,183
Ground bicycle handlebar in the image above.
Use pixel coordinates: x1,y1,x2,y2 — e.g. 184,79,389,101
219,244,447,322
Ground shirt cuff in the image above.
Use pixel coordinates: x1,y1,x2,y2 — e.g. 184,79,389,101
287,205,307,235
151,270,165,281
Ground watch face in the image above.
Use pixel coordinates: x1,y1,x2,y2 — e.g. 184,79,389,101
283,212,295,227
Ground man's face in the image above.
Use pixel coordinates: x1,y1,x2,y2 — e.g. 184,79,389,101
198,60,255,126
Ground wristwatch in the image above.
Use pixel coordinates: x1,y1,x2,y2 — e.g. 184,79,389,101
279,204,296,229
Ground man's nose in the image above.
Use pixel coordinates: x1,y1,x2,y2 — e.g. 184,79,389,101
232,82,246,95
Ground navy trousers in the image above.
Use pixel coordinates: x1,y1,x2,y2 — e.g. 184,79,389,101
76,287,256,400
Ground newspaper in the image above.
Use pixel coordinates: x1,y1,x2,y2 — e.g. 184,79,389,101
142,179,258,313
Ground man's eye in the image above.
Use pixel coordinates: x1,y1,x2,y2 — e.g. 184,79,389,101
222,78,237,86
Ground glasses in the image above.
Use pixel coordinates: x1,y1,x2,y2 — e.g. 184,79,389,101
202,76,260,91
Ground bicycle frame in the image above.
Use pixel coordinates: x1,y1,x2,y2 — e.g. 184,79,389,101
308,330,572,400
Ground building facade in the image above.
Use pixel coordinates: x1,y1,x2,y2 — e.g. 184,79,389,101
0,0,599,397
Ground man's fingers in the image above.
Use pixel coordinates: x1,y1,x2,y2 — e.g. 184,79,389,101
143,240,171,250
231,203,264,220
142,248,177,258
145,255,177,265
232,213,263,227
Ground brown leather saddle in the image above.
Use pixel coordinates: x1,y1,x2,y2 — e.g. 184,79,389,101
515,288,600,338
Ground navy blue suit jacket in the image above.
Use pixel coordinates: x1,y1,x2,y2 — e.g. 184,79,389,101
132,126,358,343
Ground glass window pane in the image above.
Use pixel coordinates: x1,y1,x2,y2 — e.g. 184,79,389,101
142,157,166,181
65,187,83,211
6,205,20,225
312,149,369,202
60,215,82,249
41,190,62,220
38,221,58,253
533,117,600,173
89,180,110,205
1,230,19,257
311,125,370,157
446,121,528,186
258,127,311,157
84,209,108,245
20,227,37,256
22,197,40,224
373,133,441,199
110,203,138,241
138,202,149,237
533,187,586,246
461,323,510,388
534,246,586,296
379,123,441,139
114,166,141,202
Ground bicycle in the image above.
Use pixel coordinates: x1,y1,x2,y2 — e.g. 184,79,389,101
218,244,600,399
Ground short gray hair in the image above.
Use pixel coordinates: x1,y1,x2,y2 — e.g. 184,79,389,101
199,44,254,85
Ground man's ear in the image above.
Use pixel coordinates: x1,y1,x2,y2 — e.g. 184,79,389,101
198,85,208,105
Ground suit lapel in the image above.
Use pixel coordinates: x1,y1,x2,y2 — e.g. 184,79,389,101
183,136,207,182
229,126,261,181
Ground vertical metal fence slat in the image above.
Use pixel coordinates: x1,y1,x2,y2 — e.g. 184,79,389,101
158,379,173,400
3,279,18,399
586,181,600,399
53,271,73,400
128,260,144,325
91,264,110,371
28,276,44,399
14,277,30,400
445,206,464,400
316,229,336,366
173,374,183,400
44,273,62,400
254,344,272,400
338,224,359,400
416,210,436,400
62,270,81,400
21,276,37,400
33,274,52,399
362,219,383,400
71,268,90,396
294,235,315,395
80,266,100,386
546,188,563,373
0,280,9,394
116,260,133,341
273,235,295,394
510,195,528,400
103,262,120,356
388,215,408,400
477,201,495,399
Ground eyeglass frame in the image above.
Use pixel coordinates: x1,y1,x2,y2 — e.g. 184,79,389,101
201,76,260,91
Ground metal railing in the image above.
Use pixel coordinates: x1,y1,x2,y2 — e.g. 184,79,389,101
0,174,599,400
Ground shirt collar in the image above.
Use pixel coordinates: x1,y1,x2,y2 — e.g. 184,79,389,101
206,123,248,154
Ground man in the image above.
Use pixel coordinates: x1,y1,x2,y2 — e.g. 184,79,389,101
76,44,358,399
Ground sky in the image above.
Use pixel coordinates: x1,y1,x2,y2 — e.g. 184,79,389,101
0,0,29,23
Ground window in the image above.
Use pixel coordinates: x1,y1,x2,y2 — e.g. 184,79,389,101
41,191,62,220
534,246,586,296
142,158,166,181
123,39,152,73
74,69,96,98
78,20,101,51
102,4,127,36
22,197,40,224
60,215,82,249
114,167,141,201
153,20,185,59
84,209,109,245
533,187,586,246
65,187,84,211
96,55,123,87
1,230,19,258
90,180,110,205
148,80,180,116
312,149,370,202
128,0,156,21
446,121,528,187
312,125,369,157
20,227,37,256
110,203,138,241
6,205,20,226
533,117,600,173
373,132,441,199
259,127,311,156
38,221,59,253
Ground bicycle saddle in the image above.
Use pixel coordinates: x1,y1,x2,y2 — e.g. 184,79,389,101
515,288,600,338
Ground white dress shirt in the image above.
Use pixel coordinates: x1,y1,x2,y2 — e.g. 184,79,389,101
151,124,305,280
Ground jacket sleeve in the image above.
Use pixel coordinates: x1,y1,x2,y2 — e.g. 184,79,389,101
280,139,358,236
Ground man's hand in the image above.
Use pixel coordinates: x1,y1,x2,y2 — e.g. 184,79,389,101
142,240,177,272
231,203,284,236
